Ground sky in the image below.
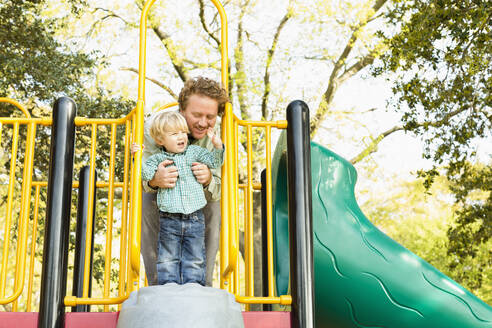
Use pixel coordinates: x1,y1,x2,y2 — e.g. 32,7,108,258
52,0,489,192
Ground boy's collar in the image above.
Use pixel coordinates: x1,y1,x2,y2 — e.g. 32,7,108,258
160,145,187,156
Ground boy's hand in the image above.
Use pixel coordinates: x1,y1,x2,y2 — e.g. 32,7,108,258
131,143,142,155
207,129,223,149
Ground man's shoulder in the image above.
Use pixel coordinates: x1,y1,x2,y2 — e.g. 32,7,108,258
191,136,213,149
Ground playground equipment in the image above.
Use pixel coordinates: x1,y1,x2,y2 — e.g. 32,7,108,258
0,0,491,327
272,134,492,327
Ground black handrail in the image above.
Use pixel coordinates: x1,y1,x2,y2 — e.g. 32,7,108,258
72,166,97,312
286,100,315,328
38,97,77,328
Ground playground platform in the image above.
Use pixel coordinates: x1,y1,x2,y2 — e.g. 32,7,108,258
0,312,291,328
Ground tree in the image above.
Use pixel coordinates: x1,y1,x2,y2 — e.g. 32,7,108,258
62,0,401,300
51,0,491,306
0,0,135,311
374,0,491,296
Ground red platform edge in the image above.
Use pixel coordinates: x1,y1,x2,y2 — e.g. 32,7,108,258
0,311,291,328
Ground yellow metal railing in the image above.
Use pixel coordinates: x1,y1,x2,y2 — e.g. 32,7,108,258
220,107,291,306
65,110,141,311
0,98,144,311
0,98,41,311
0,0,294,311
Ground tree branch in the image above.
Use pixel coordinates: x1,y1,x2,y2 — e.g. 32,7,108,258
234,0,249,121
350,103,473,164
338,51,377,84
92,7,131,25
120,67,178,99
310,0,389,137
198,0,221,47
261,2,292,119
151,25,188,82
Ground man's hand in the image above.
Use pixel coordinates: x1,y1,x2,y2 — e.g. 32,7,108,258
191,162,212,186
207,129,223,149
149,159,178,189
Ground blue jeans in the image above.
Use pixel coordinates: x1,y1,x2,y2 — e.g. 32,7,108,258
157,209,206,286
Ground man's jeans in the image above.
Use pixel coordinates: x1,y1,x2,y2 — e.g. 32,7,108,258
157,210,206,286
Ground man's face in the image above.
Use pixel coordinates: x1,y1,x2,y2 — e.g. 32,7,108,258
180,94,219,140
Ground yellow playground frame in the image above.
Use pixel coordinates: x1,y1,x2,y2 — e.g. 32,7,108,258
0,0,291,312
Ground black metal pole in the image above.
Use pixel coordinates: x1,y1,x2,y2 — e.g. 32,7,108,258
260,169,272,311
38,97,77,328
72,166,97,312
286,100,314,328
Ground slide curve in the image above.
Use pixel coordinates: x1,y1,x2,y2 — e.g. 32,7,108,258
271,134,492,328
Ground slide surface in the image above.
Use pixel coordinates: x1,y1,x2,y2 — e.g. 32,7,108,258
271,135,492,328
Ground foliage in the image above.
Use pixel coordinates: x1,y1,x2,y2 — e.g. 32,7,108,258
359,174,491,305
0,0,94,103
375,0,491,300
58,0,491,304
0,0,135,310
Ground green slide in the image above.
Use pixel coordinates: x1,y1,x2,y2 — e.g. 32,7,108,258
272,134,492,328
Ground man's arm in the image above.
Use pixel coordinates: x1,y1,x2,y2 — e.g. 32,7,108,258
141,113,178,192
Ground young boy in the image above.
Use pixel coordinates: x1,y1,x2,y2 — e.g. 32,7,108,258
132,110,224,286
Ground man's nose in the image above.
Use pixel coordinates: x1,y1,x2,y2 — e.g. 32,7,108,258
198,117,208,127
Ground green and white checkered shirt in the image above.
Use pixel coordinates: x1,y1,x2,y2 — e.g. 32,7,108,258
141,145,224,214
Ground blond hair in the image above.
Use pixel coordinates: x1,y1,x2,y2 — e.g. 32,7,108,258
149,111,190,141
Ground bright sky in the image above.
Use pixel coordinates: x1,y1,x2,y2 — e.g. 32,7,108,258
57,0,489,190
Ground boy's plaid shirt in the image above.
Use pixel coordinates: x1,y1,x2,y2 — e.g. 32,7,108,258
141,145,224,214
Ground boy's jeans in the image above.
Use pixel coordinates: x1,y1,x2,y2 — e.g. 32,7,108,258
157,209,206,286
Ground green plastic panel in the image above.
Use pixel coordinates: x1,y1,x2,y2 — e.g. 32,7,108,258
271,135,492,328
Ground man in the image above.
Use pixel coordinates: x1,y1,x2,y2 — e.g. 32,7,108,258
141,76,229,286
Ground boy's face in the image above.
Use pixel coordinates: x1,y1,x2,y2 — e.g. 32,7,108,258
155,130,188,154
180,94,219,140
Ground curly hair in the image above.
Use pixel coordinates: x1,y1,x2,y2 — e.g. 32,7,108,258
178,77,229,116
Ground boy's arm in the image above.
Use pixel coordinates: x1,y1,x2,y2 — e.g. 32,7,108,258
141,153,164,181
191,145,224,169
141,115,162,192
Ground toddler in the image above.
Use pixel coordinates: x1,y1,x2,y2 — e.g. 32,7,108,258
132,110,223,286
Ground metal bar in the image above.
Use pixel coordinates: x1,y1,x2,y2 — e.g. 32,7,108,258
82,124,98,298
245,125,254,299
260,170,272,311
265,126,274,298
72,166,97,312
129,111,140,291
27,185,41,311
0,122,19,299
118,118,132,305
236,119,288,128
31,181,126,188
38,97,77,328
286,100,314,328
236,295,292,305
0,117,52,126
233,119,239,293
13,121,36,311
103,123,117,312
0,97,31,117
